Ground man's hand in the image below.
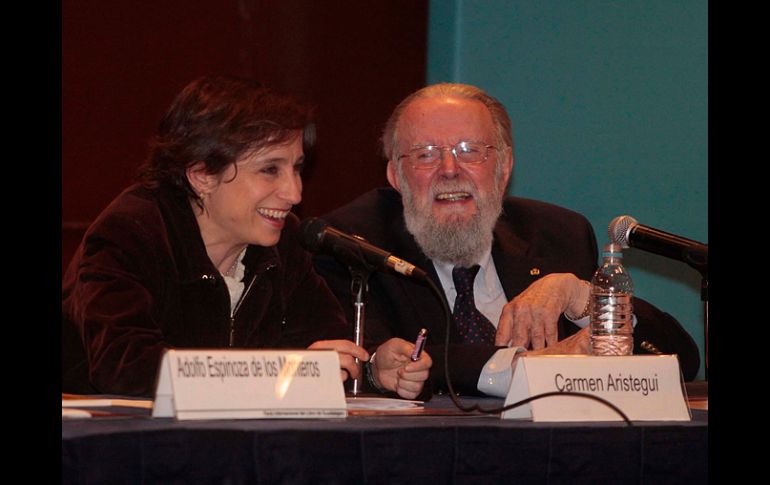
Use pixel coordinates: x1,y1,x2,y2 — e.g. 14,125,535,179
370,337,432,399
511,326,591,369
308,340,369,381
495,273,590,349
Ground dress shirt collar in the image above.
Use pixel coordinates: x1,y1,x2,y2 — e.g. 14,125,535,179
433,247,494,295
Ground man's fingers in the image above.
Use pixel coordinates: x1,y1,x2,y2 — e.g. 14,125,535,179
392,374,426,399
510,311,531,348
495,306,514,345
396,378,424,394
398,366,430,381
545,323,560,347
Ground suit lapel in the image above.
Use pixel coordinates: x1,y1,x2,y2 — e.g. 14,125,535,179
491,216,578,341
386,212,455,341
491,218,551,300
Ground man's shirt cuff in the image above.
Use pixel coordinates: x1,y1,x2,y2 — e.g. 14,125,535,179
476,346,526,397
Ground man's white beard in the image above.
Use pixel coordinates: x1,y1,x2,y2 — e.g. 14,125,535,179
399,169,503,268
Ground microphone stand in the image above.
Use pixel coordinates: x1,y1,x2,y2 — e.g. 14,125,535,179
687,255,708,382
348,265,373,396
332,242,376,396
701,273,708,381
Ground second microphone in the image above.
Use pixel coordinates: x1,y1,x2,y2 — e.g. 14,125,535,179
299,217,428,281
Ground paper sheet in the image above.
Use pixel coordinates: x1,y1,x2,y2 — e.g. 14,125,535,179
345,397,423,410
61,398,154,409
62,408,93,419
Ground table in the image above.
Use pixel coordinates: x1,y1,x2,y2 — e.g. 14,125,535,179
62,393,707,484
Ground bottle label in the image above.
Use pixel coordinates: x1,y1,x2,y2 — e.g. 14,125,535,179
590,291,633,356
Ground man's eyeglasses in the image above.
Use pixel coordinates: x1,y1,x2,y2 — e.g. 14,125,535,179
397,141,498,170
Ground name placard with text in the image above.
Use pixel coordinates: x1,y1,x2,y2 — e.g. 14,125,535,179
152,349,347,420
501,355,690,422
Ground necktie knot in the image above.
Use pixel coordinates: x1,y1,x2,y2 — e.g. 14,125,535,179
452,265,481,293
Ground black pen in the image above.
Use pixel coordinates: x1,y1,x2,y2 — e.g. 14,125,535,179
410,328,428,361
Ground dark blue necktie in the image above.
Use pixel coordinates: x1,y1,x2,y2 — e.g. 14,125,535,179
452,265,496,344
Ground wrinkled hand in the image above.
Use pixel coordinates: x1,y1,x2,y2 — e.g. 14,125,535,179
511,327,591,369
308,340,369,381
370,337,432,399
495,273,590,349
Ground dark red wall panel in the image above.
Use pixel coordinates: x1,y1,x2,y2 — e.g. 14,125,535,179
62,0,427,271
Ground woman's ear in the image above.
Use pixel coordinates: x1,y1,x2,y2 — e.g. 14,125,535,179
186,162,217,198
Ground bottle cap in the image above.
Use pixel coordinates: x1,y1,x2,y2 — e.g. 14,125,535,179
602,242,623,258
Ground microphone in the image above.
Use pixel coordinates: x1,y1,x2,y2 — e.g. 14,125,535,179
299,217,428,280
608,215,708,274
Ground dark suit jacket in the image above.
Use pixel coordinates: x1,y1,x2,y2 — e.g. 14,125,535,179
313,188,700,395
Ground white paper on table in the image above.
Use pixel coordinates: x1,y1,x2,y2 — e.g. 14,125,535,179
62,398,154,409
345,397,423,410
62,408,93,419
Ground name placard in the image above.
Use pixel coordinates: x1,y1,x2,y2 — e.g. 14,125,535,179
151,349,347,420
501,355,690,422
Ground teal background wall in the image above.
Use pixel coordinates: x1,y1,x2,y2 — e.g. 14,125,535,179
428,0,707,378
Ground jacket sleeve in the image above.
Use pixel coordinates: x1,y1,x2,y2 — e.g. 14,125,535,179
62,210,171,396
631,297,701,381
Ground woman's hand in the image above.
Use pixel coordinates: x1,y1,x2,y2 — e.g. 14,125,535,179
308,340,370,381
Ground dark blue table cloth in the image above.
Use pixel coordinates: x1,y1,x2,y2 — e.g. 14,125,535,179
62,395,707,484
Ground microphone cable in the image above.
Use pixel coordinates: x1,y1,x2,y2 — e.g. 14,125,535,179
424,277,632,425
304,216,632,423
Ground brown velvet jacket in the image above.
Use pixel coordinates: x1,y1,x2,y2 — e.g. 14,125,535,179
62,184,349,396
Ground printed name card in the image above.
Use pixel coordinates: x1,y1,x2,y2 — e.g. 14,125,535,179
501,355,690,422
152,349,347,420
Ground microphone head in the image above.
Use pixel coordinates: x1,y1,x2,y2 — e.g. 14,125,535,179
608,215,638,248
298,217,329,253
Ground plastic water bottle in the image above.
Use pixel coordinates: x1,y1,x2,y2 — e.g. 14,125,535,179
590,242,634,356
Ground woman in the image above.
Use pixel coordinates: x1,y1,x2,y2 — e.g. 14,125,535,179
62,75,430,397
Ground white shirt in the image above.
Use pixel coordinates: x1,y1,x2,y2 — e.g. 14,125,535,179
432,251,593,398
221,249,247,315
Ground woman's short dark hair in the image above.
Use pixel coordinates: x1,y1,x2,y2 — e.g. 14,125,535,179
139,75,314,202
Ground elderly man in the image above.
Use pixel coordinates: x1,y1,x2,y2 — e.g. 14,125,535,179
313,83,700,396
